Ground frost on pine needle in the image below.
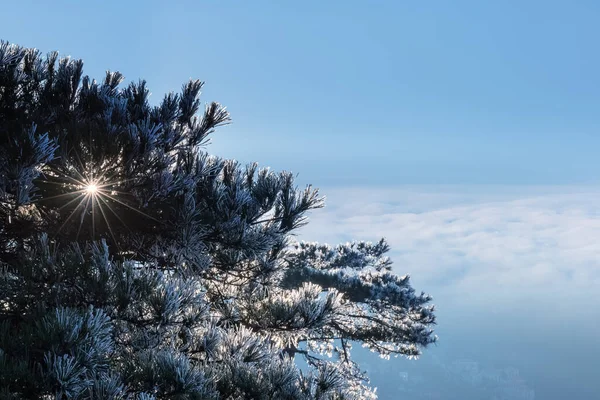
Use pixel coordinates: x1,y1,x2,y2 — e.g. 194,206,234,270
0,41,436,399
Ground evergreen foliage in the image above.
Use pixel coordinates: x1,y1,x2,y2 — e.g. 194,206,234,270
0,41,436,399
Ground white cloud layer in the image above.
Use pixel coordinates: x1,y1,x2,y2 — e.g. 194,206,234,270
299,185,600,311
297,185,600,398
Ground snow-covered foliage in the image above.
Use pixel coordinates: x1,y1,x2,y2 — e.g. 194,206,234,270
0,41,436,399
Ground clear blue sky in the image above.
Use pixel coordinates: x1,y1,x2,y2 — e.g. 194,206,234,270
4,0,600,186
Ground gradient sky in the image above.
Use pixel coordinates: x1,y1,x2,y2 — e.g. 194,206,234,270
5,2,600,399
4,0,600,186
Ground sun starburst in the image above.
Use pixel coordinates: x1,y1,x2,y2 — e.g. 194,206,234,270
41,167,160,246
85,182,98,195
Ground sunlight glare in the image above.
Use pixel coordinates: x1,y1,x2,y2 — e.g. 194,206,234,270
85,183,98,195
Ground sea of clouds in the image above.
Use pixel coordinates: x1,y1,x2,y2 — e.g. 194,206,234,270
298,185,600,399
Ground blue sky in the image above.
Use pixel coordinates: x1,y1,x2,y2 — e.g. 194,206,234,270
5,0,600,186
5,2,600,398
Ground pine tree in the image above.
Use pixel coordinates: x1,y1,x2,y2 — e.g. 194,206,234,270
0,41,436,399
